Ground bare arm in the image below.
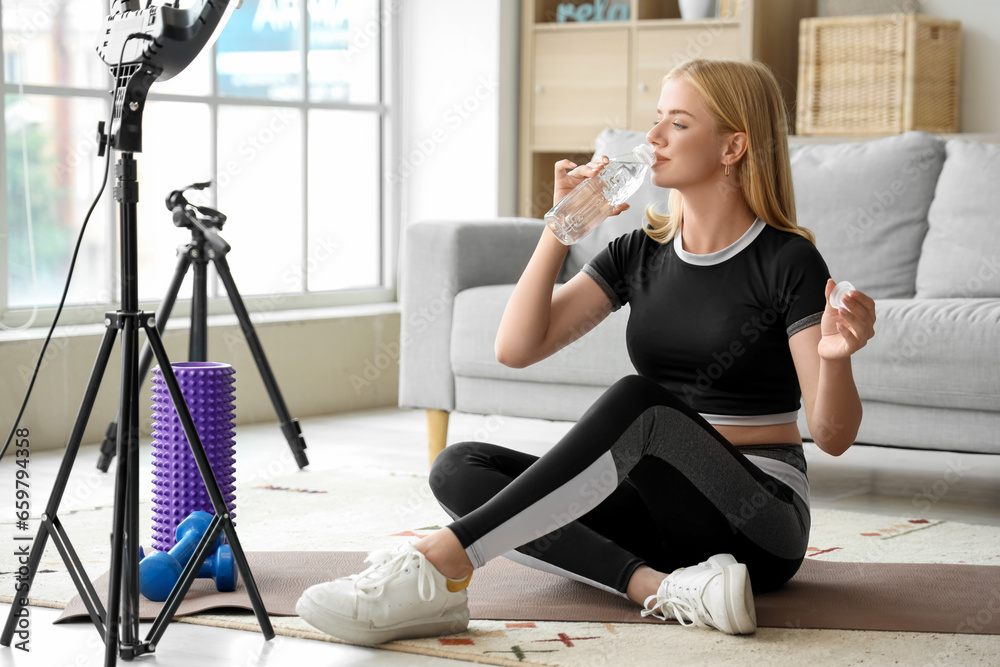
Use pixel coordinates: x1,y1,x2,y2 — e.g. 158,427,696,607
790,279,876,456
495,157,625,368
495,238,613,368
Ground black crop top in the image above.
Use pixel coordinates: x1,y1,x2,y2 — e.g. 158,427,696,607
582,219,830,425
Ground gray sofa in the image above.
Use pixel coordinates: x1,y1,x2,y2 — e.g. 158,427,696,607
399,130,1000,465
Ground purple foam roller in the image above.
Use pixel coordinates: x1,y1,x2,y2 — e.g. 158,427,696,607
150,362,236,552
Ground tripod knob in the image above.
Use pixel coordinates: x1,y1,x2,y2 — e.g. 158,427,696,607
97,121,109,158
172,206,187,227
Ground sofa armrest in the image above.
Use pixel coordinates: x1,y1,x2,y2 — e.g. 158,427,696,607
398,218,545,411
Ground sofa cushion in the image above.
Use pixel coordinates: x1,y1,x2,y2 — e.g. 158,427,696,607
915,140,1000,298
789,131,946,299
561,128,670,280
454,377,611,423
450,285,635,386
852,298,1000,411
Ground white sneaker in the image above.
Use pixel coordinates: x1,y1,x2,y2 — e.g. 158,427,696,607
641,553,756,635
296,543,471,644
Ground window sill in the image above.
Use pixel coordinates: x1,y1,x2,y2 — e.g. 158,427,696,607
0,301,401,344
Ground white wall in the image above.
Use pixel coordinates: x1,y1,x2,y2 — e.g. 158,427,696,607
920,0,1000,133
398,1,520,228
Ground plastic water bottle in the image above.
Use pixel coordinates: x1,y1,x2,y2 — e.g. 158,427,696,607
545,144,656,245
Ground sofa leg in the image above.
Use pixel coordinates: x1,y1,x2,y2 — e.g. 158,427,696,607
426,409,449,467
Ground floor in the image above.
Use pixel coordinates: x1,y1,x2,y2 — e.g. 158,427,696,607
1,407,998,666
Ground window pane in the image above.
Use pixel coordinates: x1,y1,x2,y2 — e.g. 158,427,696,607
216,0,302,101
308,0,380,104
149,43,213,97
6,95,112,308
3,2,106,89
307,110,380,291
133,101,212,303
217,105,303,295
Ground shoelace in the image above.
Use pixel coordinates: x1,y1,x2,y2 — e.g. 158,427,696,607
353,547,436,603
641,593,703,627
641,572,712,628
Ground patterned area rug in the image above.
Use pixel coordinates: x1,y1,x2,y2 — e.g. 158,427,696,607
3,464,1000,665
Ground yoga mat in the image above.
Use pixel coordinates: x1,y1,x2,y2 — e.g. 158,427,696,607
56,551,1000,635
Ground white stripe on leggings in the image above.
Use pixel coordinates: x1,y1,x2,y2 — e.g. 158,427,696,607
465,450,620,569
741,455,810,506
501,549,629,599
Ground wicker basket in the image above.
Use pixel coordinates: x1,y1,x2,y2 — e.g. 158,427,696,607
796,14,961,135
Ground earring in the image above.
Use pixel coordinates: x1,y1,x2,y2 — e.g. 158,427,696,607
724,163,730,177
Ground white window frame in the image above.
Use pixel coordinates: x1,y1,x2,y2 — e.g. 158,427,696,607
0,1,400,331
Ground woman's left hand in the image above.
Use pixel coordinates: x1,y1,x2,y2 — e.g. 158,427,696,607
817,279,876,360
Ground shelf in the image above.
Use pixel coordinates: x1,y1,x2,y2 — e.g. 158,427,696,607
636,17,741,28
533,17,741,32
519,0,816,217
533,21,630,32
530,142,601,153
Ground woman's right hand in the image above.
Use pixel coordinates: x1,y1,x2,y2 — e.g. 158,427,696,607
552,156,630,216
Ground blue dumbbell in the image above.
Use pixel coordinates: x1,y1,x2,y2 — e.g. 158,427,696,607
139,511,222,601
140,545,238,601
198,543,238,593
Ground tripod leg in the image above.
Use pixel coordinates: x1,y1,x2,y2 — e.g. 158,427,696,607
105,312,146,662
1,324,119,646
125,319,143,653
142,322,275,641
214,255,308,468
97,249,192,472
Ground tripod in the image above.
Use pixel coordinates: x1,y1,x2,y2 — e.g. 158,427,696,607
1,64,274,664
95,181,309,473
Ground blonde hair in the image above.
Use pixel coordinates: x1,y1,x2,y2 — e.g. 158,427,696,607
644,59,815,245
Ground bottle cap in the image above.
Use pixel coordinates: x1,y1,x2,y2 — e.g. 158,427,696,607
632,144,655,166
830,280,855,309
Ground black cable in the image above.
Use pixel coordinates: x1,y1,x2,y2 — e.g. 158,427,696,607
0,32,153,463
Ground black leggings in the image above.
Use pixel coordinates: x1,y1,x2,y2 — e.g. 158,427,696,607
430,375,810,596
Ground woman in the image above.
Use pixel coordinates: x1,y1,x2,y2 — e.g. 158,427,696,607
296,58,876,644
